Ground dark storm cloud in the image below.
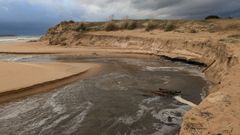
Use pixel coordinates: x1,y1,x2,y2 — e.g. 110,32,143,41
131,0,184,10
69,0,240,19
1,0,240,27
129,0,240,18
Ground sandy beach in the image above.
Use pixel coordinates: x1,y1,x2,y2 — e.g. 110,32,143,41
0,45,101,103
0,62,98,93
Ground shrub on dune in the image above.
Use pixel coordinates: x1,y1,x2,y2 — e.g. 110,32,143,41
145,21,158,31
75,23,87,32
119,21,129,29
127,21,137,30
164,23,176,32
104,22,118,31
205,15,221,20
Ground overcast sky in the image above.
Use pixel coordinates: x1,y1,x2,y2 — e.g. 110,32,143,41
0,0,239,35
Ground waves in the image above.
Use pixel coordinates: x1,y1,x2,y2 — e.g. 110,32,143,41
0,36,40,42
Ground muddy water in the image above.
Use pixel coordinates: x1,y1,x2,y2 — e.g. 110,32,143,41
0,55,208,135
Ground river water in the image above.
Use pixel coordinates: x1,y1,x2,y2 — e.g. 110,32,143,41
0,54,208,135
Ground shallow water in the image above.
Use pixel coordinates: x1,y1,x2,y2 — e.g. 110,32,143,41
0,55,208,135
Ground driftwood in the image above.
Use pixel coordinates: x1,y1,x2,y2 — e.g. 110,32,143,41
151,88,181,97
202,60,216,73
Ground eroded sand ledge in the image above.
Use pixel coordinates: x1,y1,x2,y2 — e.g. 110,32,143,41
0,26,240,134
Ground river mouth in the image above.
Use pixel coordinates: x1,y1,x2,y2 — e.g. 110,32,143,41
0,54,208,135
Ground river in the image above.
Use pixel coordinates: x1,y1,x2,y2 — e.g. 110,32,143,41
0,54,208,135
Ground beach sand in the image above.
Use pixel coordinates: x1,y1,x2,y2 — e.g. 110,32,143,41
0,62,98,93
0,54,101,103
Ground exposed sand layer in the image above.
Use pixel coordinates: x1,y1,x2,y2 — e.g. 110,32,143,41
0,41,153,56
0,61,100,103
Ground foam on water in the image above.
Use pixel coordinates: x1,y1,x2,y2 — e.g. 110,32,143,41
96,73,133,91
7,55,35,62
151,105,190,125
145,66,186,72
118,97,161,126
142,97,161,104
145,66,206,78
61,102,93,134
0,98,40,120
0,36,40,42
43,91,66,115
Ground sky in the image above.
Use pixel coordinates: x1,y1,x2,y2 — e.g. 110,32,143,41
0,0,239,35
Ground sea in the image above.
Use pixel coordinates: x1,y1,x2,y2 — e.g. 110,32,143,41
0,35,41,43
0,21,51,43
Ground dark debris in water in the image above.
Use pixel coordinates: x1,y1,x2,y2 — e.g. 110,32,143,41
151,88,181,97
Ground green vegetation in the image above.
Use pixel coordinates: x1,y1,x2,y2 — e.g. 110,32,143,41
119,21,129,29
228,34,240,39
190,29,197,33
118,21,137,30
207,24,221,33
49,19,239,34
104,22,118,31
224,24,240,31
164,22,176,32
127,21,137,30
145,21,158,31
205,15,221,20
68,20,75,23
75,23,87,32
219,34,240,43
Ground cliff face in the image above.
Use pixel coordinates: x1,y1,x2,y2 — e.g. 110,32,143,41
41,20,240,134
42,30,237,84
